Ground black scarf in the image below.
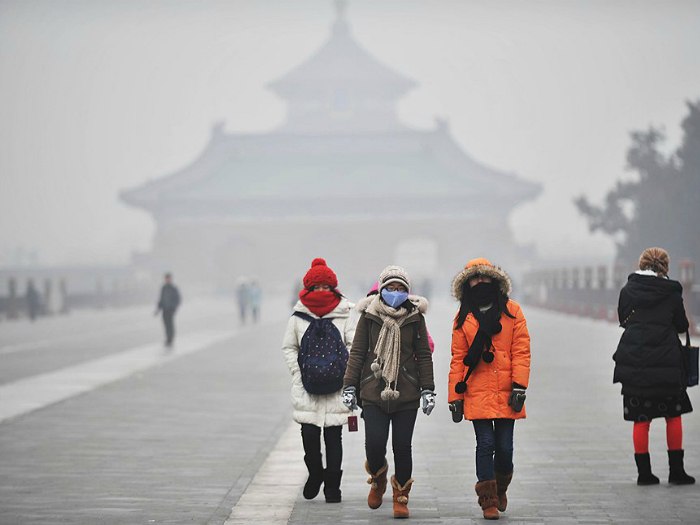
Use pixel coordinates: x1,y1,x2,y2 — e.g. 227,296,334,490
463,306,502,366
455,283,502,394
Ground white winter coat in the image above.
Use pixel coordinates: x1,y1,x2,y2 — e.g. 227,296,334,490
282,298,356,427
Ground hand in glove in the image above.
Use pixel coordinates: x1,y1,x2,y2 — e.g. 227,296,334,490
342,386,358,410
448,400,464,423
420,389,436,416
508,385,527,413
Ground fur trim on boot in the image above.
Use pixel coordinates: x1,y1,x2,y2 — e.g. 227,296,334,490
668,450,695,485
494,471,513,512
365,460,388,509
634,453,660,485
475,480,500,520
391,475,414,519
303,455,324,499
323,470,342,503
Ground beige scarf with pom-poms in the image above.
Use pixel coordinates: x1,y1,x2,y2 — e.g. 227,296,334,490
366,295,415,401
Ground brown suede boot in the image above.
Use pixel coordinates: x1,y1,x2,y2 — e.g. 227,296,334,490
365,460,388,509
475,480,500,520
494,471,513,512
391,475,414,519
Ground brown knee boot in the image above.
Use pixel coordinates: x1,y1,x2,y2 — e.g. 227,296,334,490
494,471,513,512
391,475,414,519
475,479,500,520
365,460,388,509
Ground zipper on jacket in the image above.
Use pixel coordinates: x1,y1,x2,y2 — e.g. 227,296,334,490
360,374,374,386
401,365,419,387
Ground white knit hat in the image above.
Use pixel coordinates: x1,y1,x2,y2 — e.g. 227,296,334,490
378,265,411,292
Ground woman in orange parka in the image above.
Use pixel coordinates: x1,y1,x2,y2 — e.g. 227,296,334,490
448,258,531,521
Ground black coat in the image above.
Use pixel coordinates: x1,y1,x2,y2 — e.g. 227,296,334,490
158,284,181,312
613,273,689,397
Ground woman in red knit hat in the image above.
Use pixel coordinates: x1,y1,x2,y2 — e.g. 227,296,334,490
281,258,355,503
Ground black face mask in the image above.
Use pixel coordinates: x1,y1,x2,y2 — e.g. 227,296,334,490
469,281,497,307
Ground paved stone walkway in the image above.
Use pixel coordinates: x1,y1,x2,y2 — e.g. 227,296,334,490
0,296,697,524
281,300,700,524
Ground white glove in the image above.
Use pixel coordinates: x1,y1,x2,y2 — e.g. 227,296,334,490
421,389,436,416
342,386,358,410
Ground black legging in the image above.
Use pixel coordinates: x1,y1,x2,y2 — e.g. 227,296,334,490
301,424,343,471
362,405,418,485
162,309,176,344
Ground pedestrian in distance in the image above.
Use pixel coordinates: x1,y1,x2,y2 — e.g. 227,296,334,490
613,247,695,485
448,258,531,521
25,279,41,322
235,278,250,324
155,273,181,348
342,265,435,519
282,258,355,503
248,279,262,323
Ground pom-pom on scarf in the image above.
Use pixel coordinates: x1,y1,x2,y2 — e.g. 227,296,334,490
365,295,416,401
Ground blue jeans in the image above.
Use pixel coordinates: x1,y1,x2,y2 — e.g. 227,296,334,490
472,419,515,481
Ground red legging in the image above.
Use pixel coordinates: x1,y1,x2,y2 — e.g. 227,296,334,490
633,416,683,453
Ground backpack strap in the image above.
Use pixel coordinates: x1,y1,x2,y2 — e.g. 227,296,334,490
292,311,315,323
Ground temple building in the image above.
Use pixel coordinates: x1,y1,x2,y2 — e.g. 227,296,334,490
121,3,541,293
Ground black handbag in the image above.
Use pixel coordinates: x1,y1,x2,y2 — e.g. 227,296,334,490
685,332,699,387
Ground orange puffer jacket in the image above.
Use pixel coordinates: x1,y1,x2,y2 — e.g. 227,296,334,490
448,300,531,420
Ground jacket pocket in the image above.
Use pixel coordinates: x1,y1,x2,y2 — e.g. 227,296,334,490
401,365,420,394
400,365,420,388
360,373,375,387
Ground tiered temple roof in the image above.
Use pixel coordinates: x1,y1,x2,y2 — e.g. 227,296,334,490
121,1,540,223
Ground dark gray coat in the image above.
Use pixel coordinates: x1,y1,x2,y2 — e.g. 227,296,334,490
343,295,434,413
158,284,181,312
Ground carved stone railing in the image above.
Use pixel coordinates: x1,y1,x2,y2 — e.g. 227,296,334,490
522,260,698,335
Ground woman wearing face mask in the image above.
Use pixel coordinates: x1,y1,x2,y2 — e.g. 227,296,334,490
342,266,435,519
448,258,531,520
282,258,355,503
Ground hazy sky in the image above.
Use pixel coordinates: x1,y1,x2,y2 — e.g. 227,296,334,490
1,0,699,267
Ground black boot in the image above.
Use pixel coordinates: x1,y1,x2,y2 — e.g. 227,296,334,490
668,450,695,485
303,455,324,499
323,470,342,503
634,453,660,485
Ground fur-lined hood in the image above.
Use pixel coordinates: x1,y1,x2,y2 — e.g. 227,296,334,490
451,258,512,300
355,293,429,314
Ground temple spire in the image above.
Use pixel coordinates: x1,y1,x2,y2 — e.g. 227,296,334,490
266,0,416,132
332,0,349,36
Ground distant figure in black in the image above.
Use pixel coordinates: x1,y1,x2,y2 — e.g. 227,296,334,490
613,247,695,486
249,279,262,323
156,273,181,347
26,279,41,322
236,279,250,324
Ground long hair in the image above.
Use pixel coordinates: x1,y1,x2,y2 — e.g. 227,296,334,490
454,283,514,330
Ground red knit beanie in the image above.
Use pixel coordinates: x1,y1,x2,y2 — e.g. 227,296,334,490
302,258,338,289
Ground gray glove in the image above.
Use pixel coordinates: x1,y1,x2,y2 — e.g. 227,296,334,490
449,400,464,423
342,386,358,410
508,387,526,412
420,389,436,416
